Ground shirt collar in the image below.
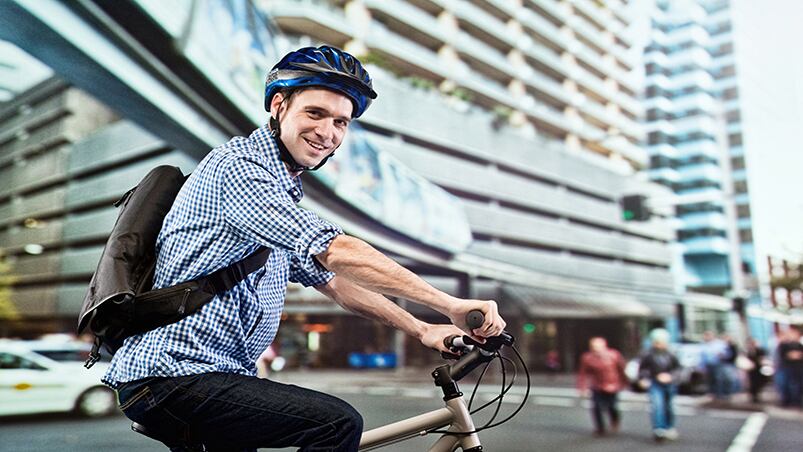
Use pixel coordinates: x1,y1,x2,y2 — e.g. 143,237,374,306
250,124,304,203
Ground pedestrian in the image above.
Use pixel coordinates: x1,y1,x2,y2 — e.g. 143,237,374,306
701,330,727,400
577,337,628,436
105,45,507,451
720,333,740,395
744,337,767,403
545,349,561,378
777,327,803,408
638,328,680,442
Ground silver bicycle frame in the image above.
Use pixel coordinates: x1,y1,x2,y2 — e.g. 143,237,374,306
359,395,480,451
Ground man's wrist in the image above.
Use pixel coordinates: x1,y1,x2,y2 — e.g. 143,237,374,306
412,319,429,341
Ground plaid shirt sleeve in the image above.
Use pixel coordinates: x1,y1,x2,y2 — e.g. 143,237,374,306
220,154,341,284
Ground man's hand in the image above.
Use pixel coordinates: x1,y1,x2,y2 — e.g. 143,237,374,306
656,372,673,384
447,298,506,341
420,324,467,353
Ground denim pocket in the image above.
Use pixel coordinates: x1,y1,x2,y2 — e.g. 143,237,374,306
119,384,190,446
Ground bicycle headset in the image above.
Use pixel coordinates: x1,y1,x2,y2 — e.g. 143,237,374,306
264,45,378,172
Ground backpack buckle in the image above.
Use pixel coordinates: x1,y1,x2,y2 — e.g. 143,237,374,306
84,337,102,369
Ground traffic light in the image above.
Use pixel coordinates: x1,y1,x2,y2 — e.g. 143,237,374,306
621,195,650,221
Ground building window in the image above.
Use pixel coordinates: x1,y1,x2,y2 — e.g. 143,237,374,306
648,131,669,145
647,109,666,121
674,180,722,192
728,133,743,146
718,65,737,78
677,228,727,241
726,109,741,123
676,202,724,215
737,204,751,218
722,87,739,100
739,228,753,243
731,156,745,170
733,180,749,194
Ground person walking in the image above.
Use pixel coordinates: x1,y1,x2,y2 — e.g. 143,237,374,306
639,328,681,442
577,337,628,436
744,337,767,403
778,327,803,408
701,330,727,400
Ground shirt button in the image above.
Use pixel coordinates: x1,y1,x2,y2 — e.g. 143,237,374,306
290,189,299,197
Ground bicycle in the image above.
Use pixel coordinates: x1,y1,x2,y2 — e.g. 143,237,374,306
131,310,530,451
358,310,530,451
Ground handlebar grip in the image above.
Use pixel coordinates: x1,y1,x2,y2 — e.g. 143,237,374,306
466,310,485,330
443,334,460,350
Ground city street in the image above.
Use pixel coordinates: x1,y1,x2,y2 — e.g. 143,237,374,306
1,372,801,452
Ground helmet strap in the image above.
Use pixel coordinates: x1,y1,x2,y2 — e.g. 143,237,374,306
269,112,335,173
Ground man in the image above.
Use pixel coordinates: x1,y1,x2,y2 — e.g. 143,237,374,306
638,328,680,441
577,337,627,436
701,330,727,400
105,46,506,451
744,337,767,403
777,327,803,407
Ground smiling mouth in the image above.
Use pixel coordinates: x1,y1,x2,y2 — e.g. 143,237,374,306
304,138,327,153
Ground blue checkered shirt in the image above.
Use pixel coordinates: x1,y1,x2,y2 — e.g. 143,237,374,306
102,125,342,388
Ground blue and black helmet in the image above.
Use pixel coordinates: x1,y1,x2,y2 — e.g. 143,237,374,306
264,46,377,118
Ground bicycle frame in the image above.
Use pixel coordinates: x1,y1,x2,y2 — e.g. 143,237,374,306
359,349,493,452
359,395,480,451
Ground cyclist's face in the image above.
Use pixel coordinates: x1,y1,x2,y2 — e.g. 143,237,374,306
271,89,352,170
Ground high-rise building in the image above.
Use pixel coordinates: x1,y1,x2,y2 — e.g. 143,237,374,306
644,0,757,337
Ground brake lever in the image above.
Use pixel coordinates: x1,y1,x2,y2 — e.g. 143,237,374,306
440,351,463,360
442,334,472,360
463,332,515,352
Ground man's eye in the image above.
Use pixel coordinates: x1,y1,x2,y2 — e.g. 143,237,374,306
307,110,322,118
335,120,349,128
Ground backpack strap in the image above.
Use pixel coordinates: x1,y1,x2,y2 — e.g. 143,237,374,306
202,246,272,294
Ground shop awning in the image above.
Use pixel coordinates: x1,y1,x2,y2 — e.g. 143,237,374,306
501,284,652,318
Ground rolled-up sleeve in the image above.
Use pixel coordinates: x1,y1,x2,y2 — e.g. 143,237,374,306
220,155,342,279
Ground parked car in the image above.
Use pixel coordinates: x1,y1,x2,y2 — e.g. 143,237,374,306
0,339,116,418
624,342,708,395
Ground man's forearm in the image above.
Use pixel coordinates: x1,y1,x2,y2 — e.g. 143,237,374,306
316,235,453,315
317,275,428,340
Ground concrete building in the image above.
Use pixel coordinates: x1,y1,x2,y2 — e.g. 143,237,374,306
0,0,732,368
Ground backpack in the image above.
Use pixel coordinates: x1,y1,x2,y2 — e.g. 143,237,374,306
77,165,270,368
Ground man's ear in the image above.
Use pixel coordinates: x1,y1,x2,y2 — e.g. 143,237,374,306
269,92,285,119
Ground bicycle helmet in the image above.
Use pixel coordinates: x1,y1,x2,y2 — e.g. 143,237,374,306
264,46,377,172
264,45,377,118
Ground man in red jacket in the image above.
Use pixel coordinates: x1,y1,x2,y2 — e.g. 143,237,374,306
577,337,628,436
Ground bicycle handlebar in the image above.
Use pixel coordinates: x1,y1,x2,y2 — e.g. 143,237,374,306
438,310,516,381
463,310,515,350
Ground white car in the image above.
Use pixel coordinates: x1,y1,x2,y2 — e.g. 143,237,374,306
0,340,117,418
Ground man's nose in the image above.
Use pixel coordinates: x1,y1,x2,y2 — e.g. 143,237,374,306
314,120,336,143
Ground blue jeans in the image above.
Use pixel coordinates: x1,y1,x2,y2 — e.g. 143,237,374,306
648,383,676,431
781,367,803,407
116,372,363,451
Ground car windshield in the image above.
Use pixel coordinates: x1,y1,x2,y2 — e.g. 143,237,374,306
34,349,91,362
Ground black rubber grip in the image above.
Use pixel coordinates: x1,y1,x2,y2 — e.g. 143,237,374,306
466,310,484,329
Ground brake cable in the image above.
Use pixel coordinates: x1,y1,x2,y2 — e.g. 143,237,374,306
428,344,530,435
